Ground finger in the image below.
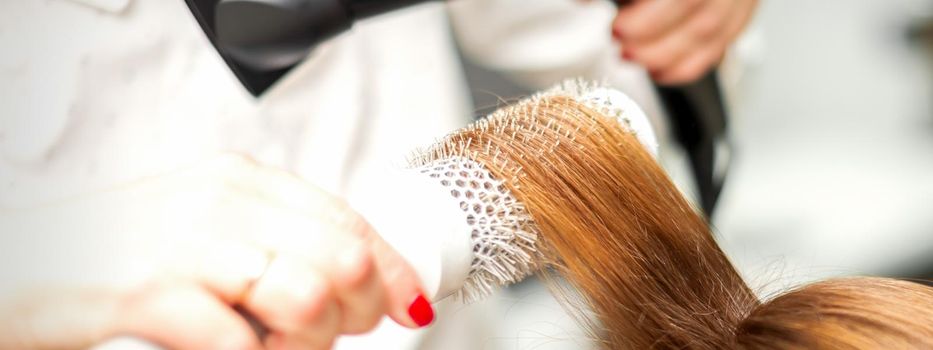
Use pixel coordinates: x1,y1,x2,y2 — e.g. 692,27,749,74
223,163,374,255
228,158,361,230
614,0,704,43
191,209,349,347
265,333,333,350
227,164,429,333
623,0,728,72
368,236,434,329
719,0,758,46
201,153,426,333
328,241,388,334
654,0,756,84
175,153,352,230
192,241,272,304
621,21,696,73
243,254,341,348
115,283,263,350
653,40,725,85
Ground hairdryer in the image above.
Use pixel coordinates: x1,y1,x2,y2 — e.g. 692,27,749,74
184,0,436,96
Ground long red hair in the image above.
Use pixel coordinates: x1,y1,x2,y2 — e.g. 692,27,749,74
425,94,933,349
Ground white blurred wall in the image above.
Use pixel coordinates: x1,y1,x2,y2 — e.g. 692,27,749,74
713,0,933,294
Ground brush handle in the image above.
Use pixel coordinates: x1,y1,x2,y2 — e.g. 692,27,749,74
353,167,475,301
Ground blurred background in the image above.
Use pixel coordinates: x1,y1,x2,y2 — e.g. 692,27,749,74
459,0,933,347
463,0,933,288
711,0,933,292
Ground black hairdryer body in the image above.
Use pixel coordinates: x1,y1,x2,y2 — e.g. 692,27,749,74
185,0,435,96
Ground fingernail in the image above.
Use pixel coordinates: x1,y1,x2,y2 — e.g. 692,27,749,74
622,49,634,61
612,27,623,40
407,294,434,327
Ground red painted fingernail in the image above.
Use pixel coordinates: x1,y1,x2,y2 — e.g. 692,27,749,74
407,294,434,327
622,49,634,61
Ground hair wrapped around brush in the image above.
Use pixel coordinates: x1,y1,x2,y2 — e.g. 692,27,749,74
415,83,933,349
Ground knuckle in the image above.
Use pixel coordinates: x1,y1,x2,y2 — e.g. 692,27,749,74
616,16,650,40
695,21,719,39
339,247,376,290
623,23,650,40
675,61,708,83
680,69,704,83
693,14,722,38
642,54,672,73
672,65,703,83
697,48,724,72
289,281,336,326
637,42,682,71
330,204,375,239
344,311,383,335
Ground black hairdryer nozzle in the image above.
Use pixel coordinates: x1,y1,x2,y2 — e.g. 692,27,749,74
185,0,432,96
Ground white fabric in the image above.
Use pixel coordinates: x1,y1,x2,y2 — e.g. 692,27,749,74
0,1,473,349
0,0,469,209
0,1,686,349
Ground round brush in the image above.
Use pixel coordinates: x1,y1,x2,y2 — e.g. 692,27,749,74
356,79,658,303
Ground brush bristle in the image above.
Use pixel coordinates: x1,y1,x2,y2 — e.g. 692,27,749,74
409,157,538,302
408,79,652,302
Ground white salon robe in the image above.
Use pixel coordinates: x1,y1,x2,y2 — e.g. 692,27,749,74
0,0,480,348
0,0,678,349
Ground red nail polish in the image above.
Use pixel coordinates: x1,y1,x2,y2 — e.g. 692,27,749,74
622,50,634,61
407,294,434,327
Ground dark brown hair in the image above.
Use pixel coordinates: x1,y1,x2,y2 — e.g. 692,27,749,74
427,93,933,349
